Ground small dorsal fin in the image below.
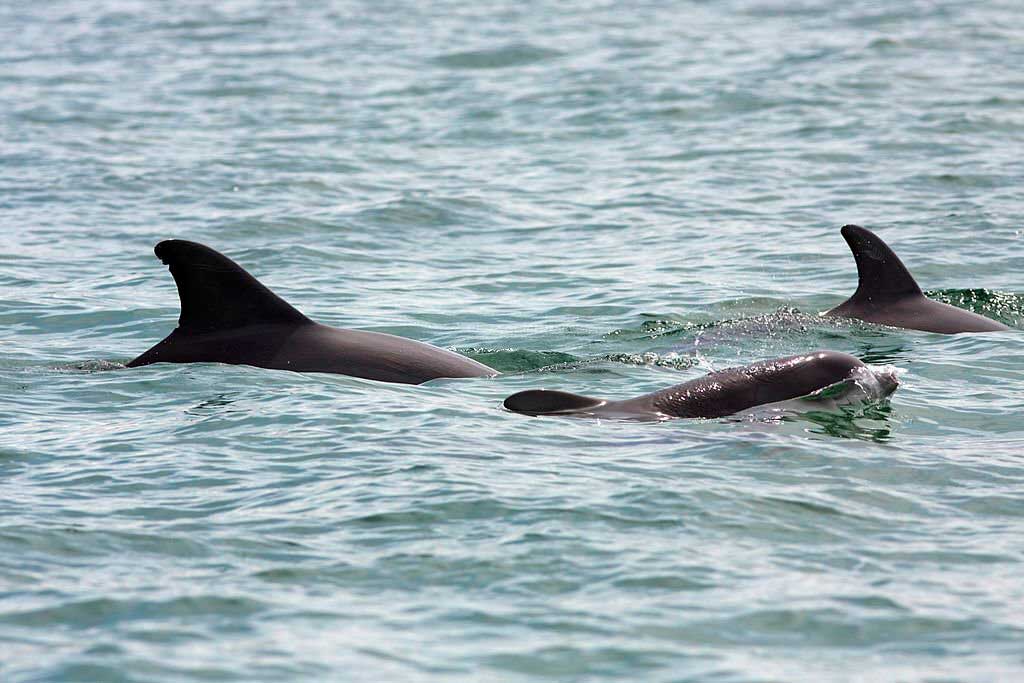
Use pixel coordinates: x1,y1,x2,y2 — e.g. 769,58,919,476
154,240,310,333
503,389,605,416
839,225,922,304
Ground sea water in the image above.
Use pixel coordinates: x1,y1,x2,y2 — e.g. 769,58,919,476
2,1,1023,681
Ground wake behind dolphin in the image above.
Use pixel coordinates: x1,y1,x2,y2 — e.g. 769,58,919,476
825,225,1011,334
503,350,898,420
127,240,497,384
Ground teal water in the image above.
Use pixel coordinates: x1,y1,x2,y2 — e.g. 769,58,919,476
3,1,1024,681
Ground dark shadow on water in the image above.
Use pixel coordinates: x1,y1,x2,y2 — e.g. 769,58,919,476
852,343,910,365
794,402,897,443
185,393,239,417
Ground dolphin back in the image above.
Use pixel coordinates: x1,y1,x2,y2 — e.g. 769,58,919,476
826,225,1010,333
502,351,893,421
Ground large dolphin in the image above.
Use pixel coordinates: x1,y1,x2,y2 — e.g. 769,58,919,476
503,350,897,420
825,225,1010,333
127,240,498,384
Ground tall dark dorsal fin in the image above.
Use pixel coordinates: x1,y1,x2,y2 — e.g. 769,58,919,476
154,240,310,333
503,389,606,416
839,224,922,304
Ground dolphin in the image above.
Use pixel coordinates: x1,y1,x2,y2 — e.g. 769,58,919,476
503,350,897,420
825,225,1010,333
126,240,498,384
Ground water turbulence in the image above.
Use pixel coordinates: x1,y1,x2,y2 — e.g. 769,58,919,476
928,289,1023,328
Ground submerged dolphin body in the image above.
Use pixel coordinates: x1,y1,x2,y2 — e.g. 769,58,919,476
825,225,1010,334
127,240,498,384
503,350,897,420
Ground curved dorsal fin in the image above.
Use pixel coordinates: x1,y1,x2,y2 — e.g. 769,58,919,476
154,240,310,333
839,225,922,304
503,389,605,416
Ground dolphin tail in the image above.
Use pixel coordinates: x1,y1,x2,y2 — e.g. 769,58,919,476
831,225,923,311
127,240,310,367
503,389,606,416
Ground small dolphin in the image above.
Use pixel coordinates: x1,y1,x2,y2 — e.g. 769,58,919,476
503,350,897,420
127,240,498,384
825,225,1010,333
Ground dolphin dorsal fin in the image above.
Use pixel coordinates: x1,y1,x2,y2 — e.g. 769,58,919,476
840,224,922,305
503,389,606,416
154,240,310,333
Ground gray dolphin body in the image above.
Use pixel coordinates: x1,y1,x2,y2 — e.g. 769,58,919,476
825,225,1010,334
127,240,497,384
503,350,897,420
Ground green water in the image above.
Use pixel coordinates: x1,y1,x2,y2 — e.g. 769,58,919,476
2,1,1024,681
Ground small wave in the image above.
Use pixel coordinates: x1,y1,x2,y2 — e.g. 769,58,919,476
602,351,696,370
53,360,126,373
460,349,579,373
348,195,497,230
433,44,564,70
928,289,1022,327
736,371,899,440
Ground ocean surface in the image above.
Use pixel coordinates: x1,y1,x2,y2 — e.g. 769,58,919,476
2,1,1024,681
